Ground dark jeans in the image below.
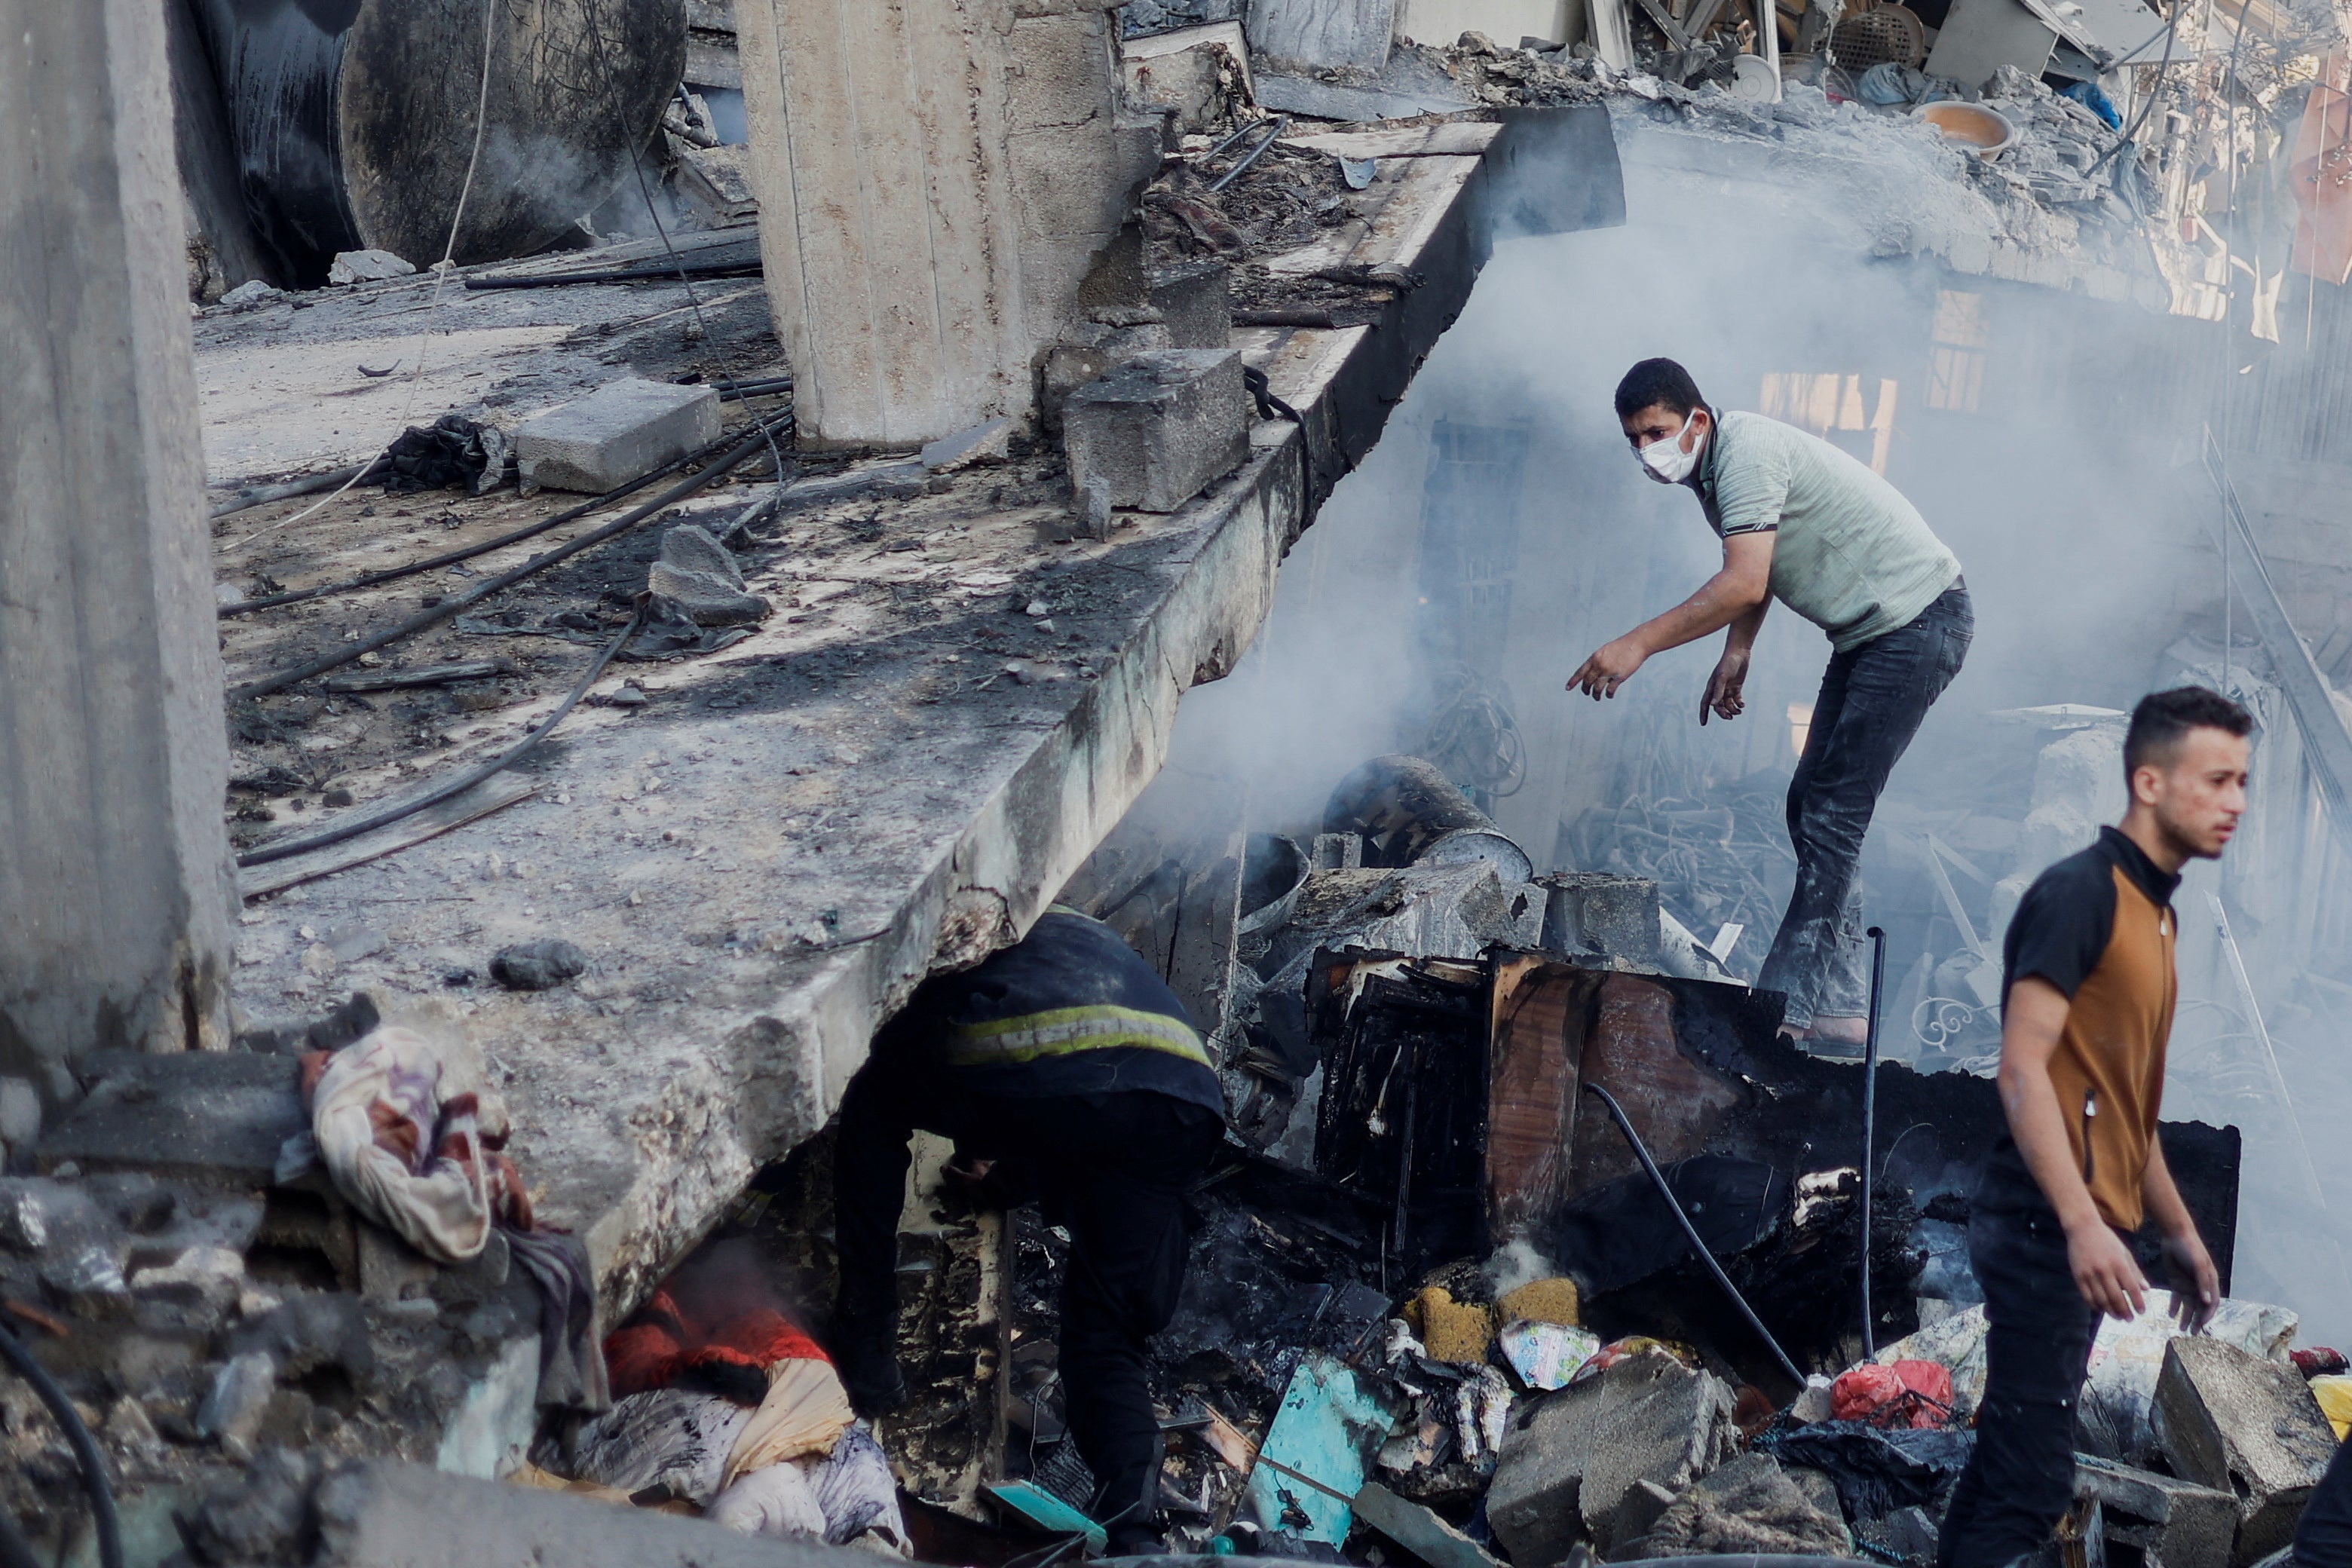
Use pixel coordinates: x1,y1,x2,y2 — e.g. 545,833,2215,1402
1938,1162,2102,1568
2298,1435,2352,1567
1757,582,1973,1026
832,1064,1222,1543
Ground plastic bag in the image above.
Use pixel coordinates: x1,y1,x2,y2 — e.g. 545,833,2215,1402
1873,1308,1991,1419
1833,1360,1955,1429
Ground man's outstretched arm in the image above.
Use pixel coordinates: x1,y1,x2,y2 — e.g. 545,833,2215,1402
1571,531,1774,700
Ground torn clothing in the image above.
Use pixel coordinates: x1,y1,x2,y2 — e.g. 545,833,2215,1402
834,1069,1223,1541
1756,583,1972,1027
1996,825,2180,1231
1936,1162,2103,1568
1689,410,1962,652
871,908,1223,1116
606,1286,833,1400
303,1025,607,1413
305,1026,521,1264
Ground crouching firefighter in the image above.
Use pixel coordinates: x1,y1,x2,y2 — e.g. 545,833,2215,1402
828,908,1226,1556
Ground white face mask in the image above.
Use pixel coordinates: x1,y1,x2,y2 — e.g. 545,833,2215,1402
1637,410,1704,485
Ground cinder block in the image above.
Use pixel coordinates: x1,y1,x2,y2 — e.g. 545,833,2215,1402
1006,13,1116,130
2153,1337,2338,1565
1485,1349,1736,1566
1539,872,1661,963
2075,1454,2237,1568
516,378,721,495
1061,349,1247,513
1149,261,1232,349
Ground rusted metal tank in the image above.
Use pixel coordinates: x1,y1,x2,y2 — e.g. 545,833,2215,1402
194,0,684,285
1322,753,1534,883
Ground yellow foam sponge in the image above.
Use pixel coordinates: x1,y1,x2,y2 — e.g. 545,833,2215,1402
1412,1287,1496,1364
1498,1277,1582,1329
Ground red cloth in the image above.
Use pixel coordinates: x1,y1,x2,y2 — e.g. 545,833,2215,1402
1832,1359,1955,1429
605,1287,831,1398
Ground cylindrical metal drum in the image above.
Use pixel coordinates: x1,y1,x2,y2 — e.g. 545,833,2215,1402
195,0,685,285
1321,754,1533,884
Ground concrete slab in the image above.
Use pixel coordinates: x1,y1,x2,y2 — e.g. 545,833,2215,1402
1486,1349,1736,1563
517,378,724,495
2075,1453,2237,1568
36,1052,305,1188
201,106,1615,1332
1247,0,1399,71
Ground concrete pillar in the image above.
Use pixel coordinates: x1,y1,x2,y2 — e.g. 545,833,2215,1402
734,0,1158,447
0,0,237,1083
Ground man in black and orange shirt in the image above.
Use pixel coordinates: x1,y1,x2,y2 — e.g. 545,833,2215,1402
1940,688,2246,1568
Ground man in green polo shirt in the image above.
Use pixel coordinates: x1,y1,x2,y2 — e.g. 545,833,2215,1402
1570,357,1971,1046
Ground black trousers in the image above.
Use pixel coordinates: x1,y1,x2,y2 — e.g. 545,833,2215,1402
1756,582,1972,1027
1938,1163,2102,1568
832,1064,1221,1542
2298,1433,2352,1568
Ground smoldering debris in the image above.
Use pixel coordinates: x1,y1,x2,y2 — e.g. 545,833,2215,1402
831,742,2301,1568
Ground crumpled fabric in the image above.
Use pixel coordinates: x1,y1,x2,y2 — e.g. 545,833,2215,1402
303,1024,608,1415
1758,1420,1975,1523
377,413,508,495
721,1357,857,1488
705,1423,908,1551
304,1026,519,1264
571,1389,753,1506
605,1288,831,1401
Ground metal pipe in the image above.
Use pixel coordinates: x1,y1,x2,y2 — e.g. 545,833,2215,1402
1860,924,1887,1359
1580,1083,1806,1386
1207,115,1291,193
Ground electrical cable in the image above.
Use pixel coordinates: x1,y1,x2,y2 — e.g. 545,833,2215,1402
225,0,501,556
0,1319,119,1568
228,414,786,700
236,600,647,867
1581,1082,1808,1387
217,408,788,616
2089,0,2188,179
1860,924,1888,1361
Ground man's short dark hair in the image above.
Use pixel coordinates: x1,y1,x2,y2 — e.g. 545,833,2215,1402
1615,358,1707,421
2124,686,2253,775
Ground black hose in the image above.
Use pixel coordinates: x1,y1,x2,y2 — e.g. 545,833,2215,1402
1581,1083,1807,1387
1860,924,1888,1360
228,416,786,700
218,410,790,617
0,1320,118,1568
236,602,648,866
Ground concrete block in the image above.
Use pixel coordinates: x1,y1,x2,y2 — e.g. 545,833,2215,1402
1486,1348,1737,1564
1010,126,1135,240
1539,872,1662,963
36,1051,305,1187
1247,0,1398,71
326,248,415,285
1061,348,1248,513
1006,13,1116,130
1039,321,1174,432
1150,260,1233,349
516,378,721,495
2154,1337,2338,1564
2075,1453,2238,1568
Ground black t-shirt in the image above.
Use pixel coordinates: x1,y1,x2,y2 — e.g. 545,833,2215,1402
2002,826,2180,1000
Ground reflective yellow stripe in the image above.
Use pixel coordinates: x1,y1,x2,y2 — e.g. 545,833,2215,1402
945,1005,1211,1068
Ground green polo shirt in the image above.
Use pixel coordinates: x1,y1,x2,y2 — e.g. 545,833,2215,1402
1691,410,1962,652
